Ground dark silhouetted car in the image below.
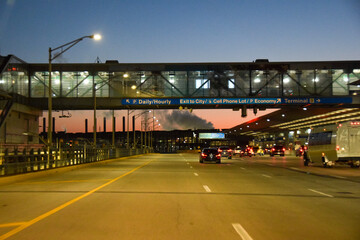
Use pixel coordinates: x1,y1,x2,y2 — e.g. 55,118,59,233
270,146,286,156
264,148,271,155
218,146,232,159
244,146,254,157
199,148,221,163
296,145,308,157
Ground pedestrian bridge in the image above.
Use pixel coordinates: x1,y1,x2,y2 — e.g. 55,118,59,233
1,55,360,110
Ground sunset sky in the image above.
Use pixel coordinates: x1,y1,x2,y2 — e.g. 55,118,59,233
1,0,359,132
44,109,278,133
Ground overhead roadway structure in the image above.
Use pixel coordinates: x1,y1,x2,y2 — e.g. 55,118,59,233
228,108,360,147
0,55,359,111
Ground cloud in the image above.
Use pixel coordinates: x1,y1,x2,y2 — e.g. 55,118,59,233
52,51,68,63
157,110,214,130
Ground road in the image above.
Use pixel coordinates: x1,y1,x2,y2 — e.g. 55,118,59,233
0,153,359,240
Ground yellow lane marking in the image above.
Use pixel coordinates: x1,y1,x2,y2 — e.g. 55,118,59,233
15,179,113,185
0,222,27,228
0,159,153,240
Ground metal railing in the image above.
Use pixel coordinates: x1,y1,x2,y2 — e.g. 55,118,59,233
0,145,152,176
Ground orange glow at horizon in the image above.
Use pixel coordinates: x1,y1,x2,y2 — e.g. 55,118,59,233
41,109,279,133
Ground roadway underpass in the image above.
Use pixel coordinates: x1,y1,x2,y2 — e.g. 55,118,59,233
1,153,359,240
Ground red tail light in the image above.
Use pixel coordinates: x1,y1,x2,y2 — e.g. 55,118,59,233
271,148,275,151
201,153,207,157
282,148,286,152
218,149,223,153
216,154,221,158
228,149,232,152
300,149,303,152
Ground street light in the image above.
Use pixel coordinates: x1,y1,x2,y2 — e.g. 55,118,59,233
48,34,101,149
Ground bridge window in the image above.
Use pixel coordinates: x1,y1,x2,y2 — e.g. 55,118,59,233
228,79,235,89
196,79,210,89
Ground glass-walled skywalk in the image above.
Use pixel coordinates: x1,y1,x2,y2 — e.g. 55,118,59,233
1,55,359,108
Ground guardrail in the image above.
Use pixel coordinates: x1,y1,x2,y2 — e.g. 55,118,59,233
0,146,151,176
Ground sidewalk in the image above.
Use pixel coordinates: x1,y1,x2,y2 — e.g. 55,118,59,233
237,154,360,183
288,163,360,183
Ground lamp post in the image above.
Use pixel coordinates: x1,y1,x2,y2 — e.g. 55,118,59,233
47,34,101,167
93,83,97,147
48,34,101,149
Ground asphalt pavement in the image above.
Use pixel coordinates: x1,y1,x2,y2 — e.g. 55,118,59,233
0,153,359,240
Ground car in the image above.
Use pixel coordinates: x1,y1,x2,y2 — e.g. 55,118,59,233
296,145,307,157
199,148,221,163
243,146,254,157
234,147,243,156
252,146,264,156
218,146,233,159
264,148,271,155
270,146,286,156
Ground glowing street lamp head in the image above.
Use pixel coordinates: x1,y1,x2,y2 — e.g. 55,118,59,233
92,34,102,40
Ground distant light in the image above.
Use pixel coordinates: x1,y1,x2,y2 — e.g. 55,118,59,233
92,34,102,40
303,107,307,110
267,119,270,122
312,77,319,82
254,78,261,83
282,114,285,117
131,85,136,90
123,73,129,78
343,75,349,82
283,78,290,84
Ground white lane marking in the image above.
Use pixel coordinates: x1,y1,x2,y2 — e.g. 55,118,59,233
232,223,254,240
262,174,272,178
331,175,347,179
194,173,199,176
203,185,212,192
290,167,300,171
308,189,334,198
186,162,190,165
240,167,246,170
